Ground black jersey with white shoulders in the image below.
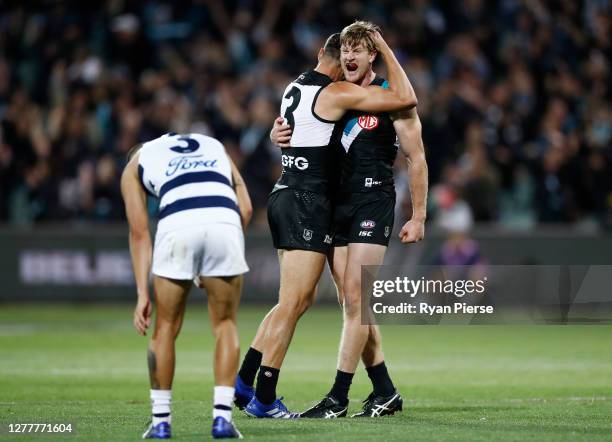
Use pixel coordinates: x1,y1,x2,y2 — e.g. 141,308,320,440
273,70,342,195
337,76,398,193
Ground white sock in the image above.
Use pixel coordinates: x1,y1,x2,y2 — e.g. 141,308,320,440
213,386,234,422
151,389,172,425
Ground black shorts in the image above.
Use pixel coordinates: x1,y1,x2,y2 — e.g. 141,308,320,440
267,188,333,254
333,190,395,247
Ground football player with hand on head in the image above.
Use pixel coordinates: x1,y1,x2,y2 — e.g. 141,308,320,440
271,21,428,419
234,29,417,419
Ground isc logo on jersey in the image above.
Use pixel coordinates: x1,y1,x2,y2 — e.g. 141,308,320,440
281,155,309,170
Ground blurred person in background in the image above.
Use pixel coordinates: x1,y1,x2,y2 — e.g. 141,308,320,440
431,181,486,289
0,1,609,227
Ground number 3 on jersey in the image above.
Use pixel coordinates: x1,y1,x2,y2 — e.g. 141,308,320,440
282,86,301,132
169,135,200,154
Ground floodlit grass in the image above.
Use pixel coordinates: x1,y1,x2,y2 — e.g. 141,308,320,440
1,304,611,441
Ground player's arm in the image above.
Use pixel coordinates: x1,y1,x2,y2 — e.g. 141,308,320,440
328,81,415,114
120,153,153,336
392,107,428,243
228,156,253,230
371,30,417,108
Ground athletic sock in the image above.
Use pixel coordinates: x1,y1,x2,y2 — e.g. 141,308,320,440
327,370,354,406
150,389,172,426
213,386,235,422
255,366,280,405
238,347,262,387
366,361,395,397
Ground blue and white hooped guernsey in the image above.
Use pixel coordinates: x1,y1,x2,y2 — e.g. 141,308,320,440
138,132,241,234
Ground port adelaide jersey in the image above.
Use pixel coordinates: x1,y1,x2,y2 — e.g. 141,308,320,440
338,76,399,193
275,70,343,195
138,132,241,234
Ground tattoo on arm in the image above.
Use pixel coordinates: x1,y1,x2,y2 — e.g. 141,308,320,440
147,348,160,389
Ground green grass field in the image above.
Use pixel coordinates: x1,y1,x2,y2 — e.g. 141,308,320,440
1,304,611,441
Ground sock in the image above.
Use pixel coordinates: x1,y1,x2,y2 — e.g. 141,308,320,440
328,370,354,406
150,389,172,425
366,362,395,397
238,347,262,387
213,386,235,422
255,366,280,405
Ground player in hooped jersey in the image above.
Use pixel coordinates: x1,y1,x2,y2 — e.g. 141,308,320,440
121,133,251,439
272,22,428,418
235,32,417,419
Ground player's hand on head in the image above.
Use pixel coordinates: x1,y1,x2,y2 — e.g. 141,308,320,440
399,218,425,244
369,30,387,51
133,296,152,336
270,116,292,148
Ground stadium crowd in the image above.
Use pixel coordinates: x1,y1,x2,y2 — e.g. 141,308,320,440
0,0,610,229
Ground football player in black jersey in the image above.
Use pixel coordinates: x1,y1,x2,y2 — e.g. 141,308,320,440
236,30,418,419
273,22,428,419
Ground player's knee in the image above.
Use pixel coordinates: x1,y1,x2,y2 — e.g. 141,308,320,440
343,300,361,319
278,289,312,317
212,317,237,340
343,298,361,319
304,289,316,309
342,279,361,318
367,326,381,347
154,316,181,339
211,299,237,322
294,297,312,317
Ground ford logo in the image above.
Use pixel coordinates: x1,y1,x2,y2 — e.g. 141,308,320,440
165,155,218,176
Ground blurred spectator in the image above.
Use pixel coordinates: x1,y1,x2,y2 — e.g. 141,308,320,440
0,1,610,230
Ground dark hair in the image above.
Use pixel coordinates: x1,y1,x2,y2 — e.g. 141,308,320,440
126,143,143,161
323,33,341,60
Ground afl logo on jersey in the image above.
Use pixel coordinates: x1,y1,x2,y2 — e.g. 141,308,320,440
358,115,379,130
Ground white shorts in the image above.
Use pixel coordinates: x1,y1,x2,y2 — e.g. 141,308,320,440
152,223,249,280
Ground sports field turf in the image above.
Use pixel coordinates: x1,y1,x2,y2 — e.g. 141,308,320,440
1,304,611,441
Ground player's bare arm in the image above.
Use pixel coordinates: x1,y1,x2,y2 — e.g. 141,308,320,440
270,82,419,148
120,153,153,336
315,66,417,121
392,107,428,243
228,156,253,230
319,81,413,117
369,30,416,105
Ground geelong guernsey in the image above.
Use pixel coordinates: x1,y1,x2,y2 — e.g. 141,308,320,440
275,70,342,195
138,133,241,234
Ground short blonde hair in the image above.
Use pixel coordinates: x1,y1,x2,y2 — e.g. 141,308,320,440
340,21,381,53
